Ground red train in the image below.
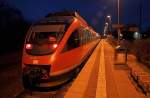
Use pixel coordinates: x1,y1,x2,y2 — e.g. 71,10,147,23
22,11,100,89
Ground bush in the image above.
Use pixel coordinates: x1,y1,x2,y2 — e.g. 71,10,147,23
107,36,150,68
135,39,150,68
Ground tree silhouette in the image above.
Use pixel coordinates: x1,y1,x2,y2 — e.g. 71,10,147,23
0,2,30,53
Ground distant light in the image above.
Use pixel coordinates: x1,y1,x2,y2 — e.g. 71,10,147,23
107,15,111,18
74,18,77,23
96,33,99,37
120,33,123,37
133,32,140,39
104,33,106,36
105,22,108,26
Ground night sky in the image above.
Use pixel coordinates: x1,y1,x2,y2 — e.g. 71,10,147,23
4,0,150,32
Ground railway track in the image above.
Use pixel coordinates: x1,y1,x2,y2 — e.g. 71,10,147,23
15,80,73,98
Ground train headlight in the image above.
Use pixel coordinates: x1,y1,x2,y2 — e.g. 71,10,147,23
48,44,58,49
52,44,58,49
25,44,33,50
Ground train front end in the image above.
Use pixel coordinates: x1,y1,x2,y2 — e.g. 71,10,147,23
21,22,68,90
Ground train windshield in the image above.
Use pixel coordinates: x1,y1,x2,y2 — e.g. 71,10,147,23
25,24,65,55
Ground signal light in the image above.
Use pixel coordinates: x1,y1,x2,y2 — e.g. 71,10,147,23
25,44,32,49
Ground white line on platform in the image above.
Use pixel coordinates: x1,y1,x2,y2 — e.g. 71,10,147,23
96,40,107,98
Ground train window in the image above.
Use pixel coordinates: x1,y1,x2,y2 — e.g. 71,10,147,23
25,32,61,55
63,30,80,52
83,29,89,44
89,32,92,41
79,28,88,45
89,31,92,41
87,30,91,41
77,26,84,45
25,24,66,55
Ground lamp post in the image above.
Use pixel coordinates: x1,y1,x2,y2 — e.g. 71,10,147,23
103,22,108,37
117,0,121,45
139,0,142,32
117,0,120,24
107,15,112,34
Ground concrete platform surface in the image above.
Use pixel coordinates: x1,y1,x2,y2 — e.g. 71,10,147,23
64,39,149,98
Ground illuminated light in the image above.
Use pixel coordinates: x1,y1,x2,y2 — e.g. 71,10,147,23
25,44,32,49
105,22,108,26
134,32,140,39
96,33,99,37
50,53,56,63
107,15,111,18
74,18,78,23
52,44,58,49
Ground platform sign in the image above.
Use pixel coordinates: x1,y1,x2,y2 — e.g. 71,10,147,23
112,24,124,29
129,27,139,32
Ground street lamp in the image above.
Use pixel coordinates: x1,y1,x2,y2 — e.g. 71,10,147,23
105,22,108,26
107,15,111,19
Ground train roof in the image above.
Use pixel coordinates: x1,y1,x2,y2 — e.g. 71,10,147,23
35,11,88,26
45,11,79,17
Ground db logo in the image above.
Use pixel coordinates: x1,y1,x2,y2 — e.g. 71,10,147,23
33,60,38,64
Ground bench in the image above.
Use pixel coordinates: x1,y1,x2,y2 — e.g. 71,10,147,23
130,68,148,81
128,64,150,95
138,75,150,95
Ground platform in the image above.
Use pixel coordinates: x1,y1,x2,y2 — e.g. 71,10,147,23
64,39,150,98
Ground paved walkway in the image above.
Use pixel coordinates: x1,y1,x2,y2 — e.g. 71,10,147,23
64,39,150,98
103,39,149,98
64,41,102,98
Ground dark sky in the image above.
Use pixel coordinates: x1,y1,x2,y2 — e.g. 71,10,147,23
5,0,150,32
